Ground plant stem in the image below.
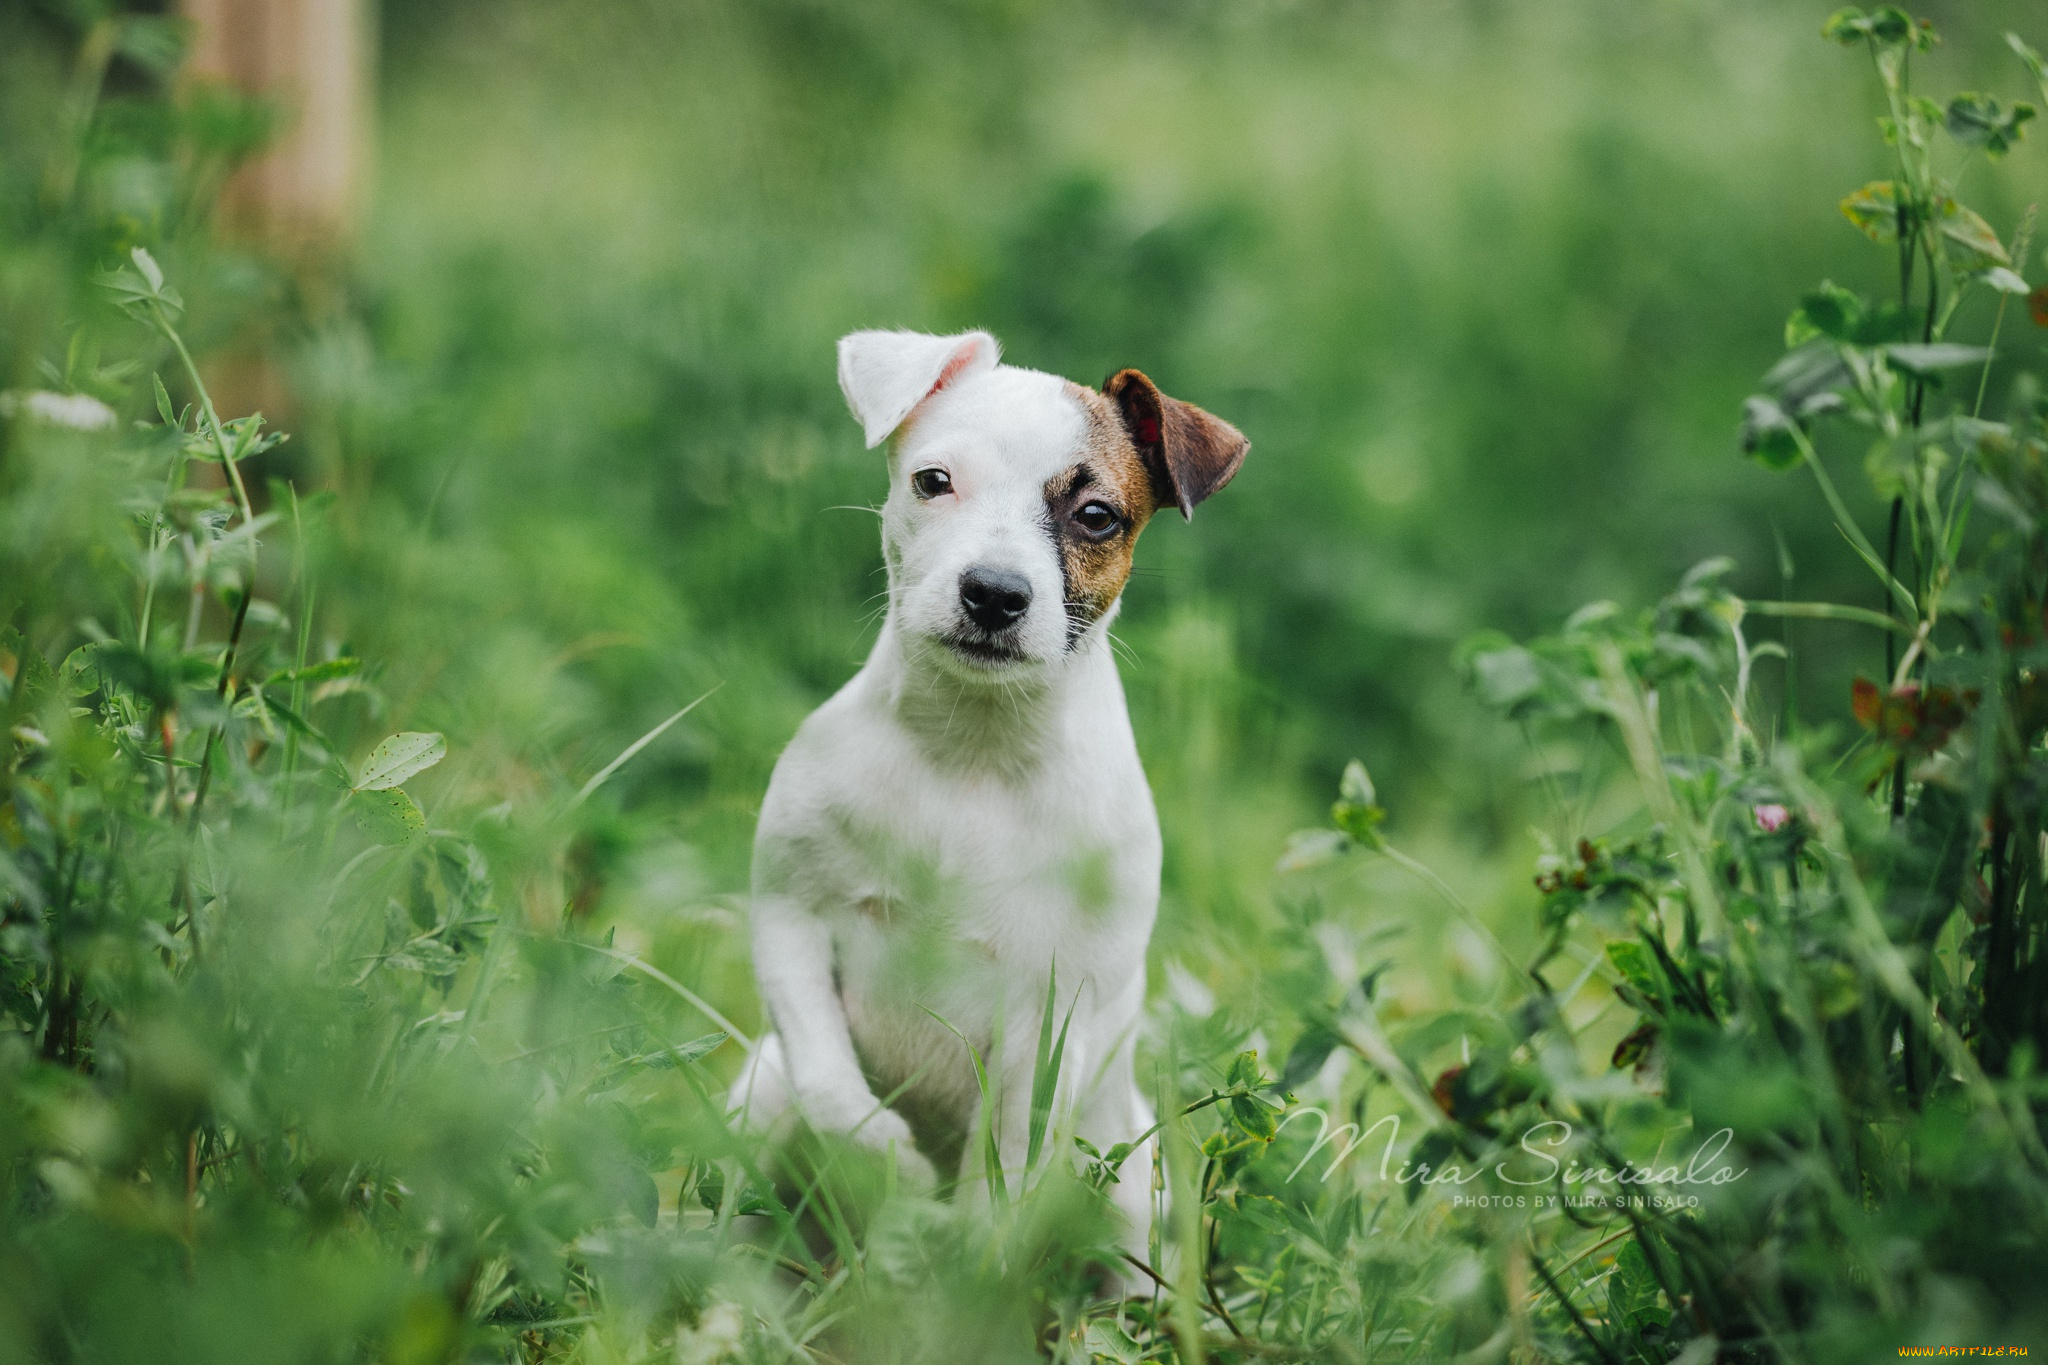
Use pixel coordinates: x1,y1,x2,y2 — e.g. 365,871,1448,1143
184,590,252,830
152,302,255,531
1793,426,1916,618
1975,206,2036,419
1986,810,2016,1073
1742,598,1907,634
283,486,312,811
1377,841,1527,985
1529,1246,1623,1365
1886,497,1908,820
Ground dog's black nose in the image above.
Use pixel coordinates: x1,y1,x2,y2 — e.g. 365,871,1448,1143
959,567,1033,633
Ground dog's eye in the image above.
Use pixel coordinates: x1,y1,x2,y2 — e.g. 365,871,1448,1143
911,467,953,500
1074,501,1122,538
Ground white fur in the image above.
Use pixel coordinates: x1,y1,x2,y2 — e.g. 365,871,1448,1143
734,329,1162,1255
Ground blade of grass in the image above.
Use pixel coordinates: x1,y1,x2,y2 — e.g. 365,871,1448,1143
923,1006,1006,1211
569,938,753,1049
1026,964,1075,1175
568,685,721,808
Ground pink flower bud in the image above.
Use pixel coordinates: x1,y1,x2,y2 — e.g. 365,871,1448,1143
1753,803,1791,834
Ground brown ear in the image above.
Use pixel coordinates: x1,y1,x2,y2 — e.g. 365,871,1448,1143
1103,369,1249,520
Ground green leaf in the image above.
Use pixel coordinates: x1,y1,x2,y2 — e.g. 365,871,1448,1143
92,643,171,707
1820,7,1919,46
733,1180,780,1216
387,936,459,978
1275,828,1349,874
2012,31,2048,101
1886,343,1993,377
1405,1131,1456,1203
670,1031,729,1065
1231,1093,1279,1141
1,631,46,704
1338,758,1377,809
1762,340,1853,405
152,374,175,427
1839,181,1901,242
131,246,164,293
1202,1127,1260,1161
694,1164,725,1212
353,788,427,845
1740,395,1804,470
1820,8,1870,44
1281,1026,1339,1091
1330,796,1385,848
215,415,288,464
1978,266,2032,296
1945,93,2036,157
1466,644,1544,710
1938,203,2010,268
1605,940,1661,999
1084,1322,1145,1365
1787,280,1864,345
59,645,103,697
265,657,363,687
354,731,447,792
1611,1022,1657,1071
97,265,184,324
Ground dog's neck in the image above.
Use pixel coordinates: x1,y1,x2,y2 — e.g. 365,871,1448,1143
866,616,1113,779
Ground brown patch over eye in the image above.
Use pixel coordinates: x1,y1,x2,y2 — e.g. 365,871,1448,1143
1046,384,1162,646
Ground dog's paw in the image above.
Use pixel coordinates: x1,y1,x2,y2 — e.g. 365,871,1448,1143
852,1108,938,1192
887,1142,940,1193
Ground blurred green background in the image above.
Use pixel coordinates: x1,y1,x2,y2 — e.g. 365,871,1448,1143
284,0,2042,1020
81,0,2048,1017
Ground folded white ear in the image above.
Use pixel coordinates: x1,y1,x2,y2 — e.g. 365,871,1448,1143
836,329,1001,449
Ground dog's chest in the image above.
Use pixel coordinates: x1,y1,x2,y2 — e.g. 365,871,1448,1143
754,641,1163,1086
823,749,1158,1095
829,746,1159,961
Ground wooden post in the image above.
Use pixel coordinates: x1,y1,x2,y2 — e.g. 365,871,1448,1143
181,0,370,252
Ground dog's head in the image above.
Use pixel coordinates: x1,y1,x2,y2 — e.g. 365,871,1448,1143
838,328,1249,678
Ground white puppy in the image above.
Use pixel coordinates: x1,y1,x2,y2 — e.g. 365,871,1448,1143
732,328,1248,1254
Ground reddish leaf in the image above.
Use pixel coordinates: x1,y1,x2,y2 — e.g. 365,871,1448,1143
1431,1066,1465,1118
1852,678,1978,753
1612,1023,1657,1072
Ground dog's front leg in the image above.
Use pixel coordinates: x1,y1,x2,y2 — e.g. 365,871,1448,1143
749,892,937,1189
